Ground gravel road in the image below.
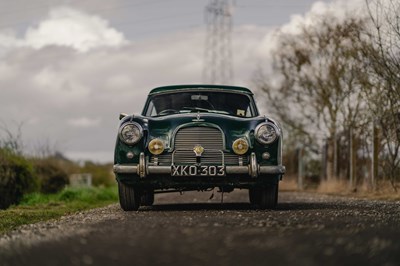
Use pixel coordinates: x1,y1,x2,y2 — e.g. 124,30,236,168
1,190,399,266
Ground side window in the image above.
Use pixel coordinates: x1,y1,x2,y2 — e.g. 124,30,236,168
246,106,251,117
146,101,156,116
151,106,158,116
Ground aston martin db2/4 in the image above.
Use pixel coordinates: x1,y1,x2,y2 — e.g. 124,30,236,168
113,85,285,210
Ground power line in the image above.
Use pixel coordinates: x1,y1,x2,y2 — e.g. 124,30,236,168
236,4,314,8
132,24,202,38
111,12,201,28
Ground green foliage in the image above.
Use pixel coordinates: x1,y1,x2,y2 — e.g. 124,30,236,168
57,186,117,203
0,149,38,209
33,158,69,194
0,186,118,234
20,186,118,206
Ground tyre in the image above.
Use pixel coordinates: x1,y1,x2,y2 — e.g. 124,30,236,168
259,184,279,210
249,188,262,206
249,184,279,209
140,190,155,206
118,182,141,211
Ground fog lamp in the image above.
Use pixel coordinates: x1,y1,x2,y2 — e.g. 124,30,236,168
232,138,249,155
148,139,165,155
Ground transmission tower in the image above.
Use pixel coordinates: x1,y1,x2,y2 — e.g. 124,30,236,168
203,0,234,85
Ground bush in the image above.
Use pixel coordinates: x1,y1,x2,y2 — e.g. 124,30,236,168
33,159,69,194
81,162,114,187
0,149,37,209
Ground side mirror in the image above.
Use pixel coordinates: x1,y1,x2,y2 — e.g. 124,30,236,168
119,113,128,120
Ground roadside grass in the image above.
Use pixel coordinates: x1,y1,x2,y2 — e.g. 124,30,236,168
0,185,118,235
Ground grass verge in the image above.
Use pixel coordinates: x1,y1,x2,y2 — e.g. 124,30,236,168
0,186,118,235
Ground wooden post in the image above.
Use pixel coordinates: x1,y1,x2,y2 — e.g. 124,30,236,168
334,133,338,179
349,127,353,190
298,147,304,190
371,122,379,191
321,139,328,181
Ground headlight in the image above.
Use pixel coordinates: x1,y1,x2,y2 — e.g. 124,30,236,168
148,139,165,155
255,123,279,144
119,122,143,145
232,138,249,155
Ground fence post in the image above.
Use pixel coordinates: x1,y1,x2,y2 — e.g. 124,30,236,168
371,121,379,191
349,127,353,190
297,147,304,190
321,139,328,181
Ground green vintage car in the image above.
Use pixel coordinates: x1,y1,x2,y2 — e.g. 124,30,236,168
113,85,285,211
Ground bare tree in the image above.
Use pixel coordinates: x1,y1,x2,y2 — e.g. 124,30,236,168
0,121,24,155
255,15,370,181
365,0,400,191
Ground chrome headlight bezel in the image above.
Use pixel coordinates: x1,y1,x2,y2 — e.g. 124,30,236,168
255,122,280,145
118,122,143,145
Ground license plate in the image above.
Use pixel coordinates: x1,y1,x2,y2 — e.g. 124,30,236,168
171,165,225,176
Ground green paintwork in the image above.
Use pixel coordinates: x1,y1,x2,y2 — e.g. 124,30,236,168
114,85,283,190
148,84,254,96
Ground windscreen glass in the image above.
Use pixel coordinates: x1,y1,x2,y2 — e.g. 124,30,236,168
145,91,256,118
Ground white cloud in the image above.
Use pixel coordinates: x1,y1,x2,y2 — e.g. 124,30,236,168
22,7,127,52
68,117,101,128
106,75,133,91
0,62,17,80
256,0,366,59
32,67,91,104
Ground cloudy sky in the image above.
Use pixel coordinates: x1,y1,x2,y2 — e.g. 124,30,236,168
0,0,366,163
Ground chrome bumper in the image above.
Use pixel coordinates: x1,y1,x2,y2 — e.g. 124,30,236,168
114,152,286,178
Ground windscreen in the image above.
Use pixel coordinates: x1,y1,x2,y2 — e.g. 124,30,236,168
145,91,256,118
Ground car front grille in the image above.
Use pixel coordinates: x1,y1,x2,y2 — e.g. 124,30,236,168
174,126,224,150
149,126,247,166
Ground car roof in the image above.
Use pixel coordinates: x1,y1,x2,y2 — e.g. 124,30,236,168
149,84,254,95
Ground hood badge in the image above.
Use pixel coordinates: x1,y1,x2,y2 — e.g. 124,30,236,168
192,112,204,122
193,145,204,157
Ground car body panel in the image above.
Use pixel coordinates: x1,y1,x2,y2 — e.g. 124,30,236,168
148,84,254,96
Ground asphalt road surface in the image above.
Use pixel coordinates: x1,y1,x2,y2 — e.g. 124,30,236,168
1,190,399,266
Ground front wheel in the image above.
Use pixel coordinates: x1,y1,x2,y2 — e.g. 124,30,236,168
118,182,141,211
249,184,279,210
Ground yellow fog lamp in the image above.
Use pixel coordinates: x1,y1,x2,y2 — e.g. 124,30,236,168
232,138,249,155
148,139,165,155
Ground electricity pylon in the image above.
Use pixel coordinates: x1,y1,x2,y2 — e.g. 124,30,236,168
203,0,234,85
